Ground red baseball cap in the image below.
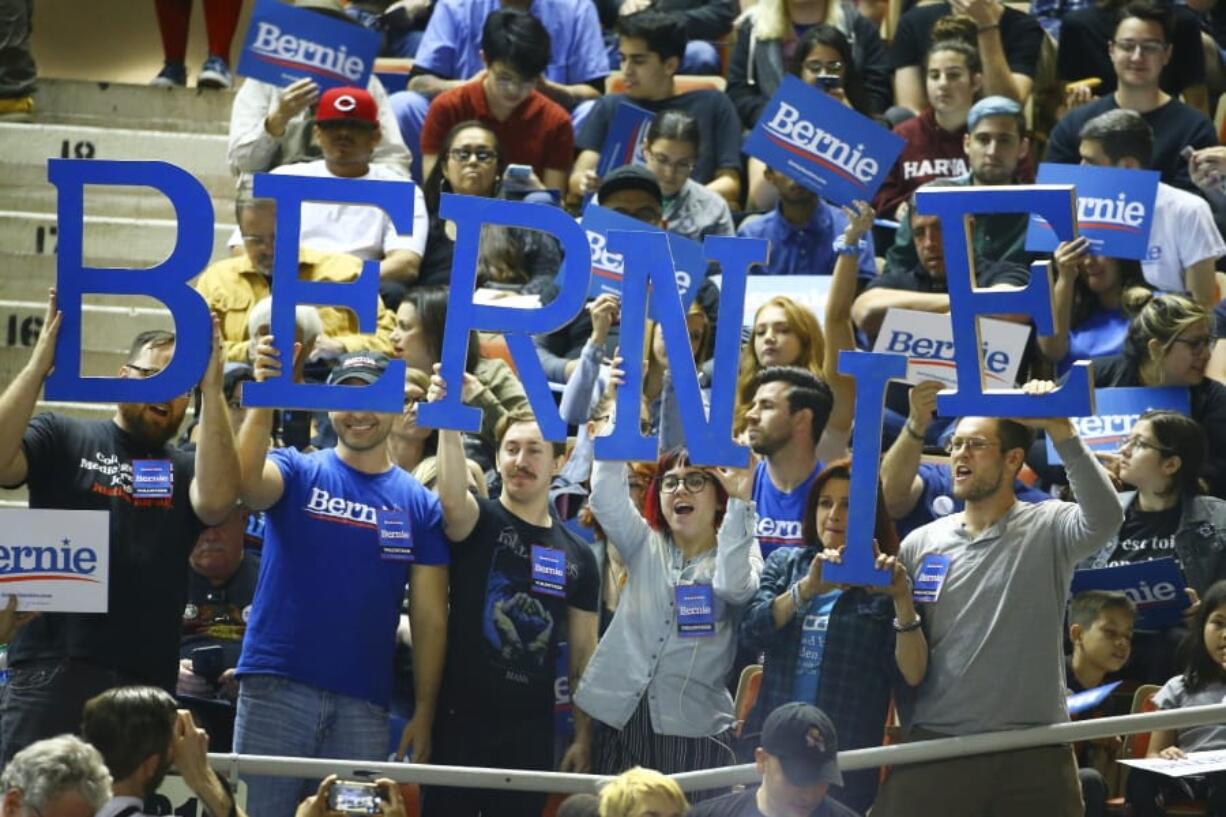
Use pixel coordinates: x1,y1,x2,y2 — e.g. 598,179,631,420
315,87,378,127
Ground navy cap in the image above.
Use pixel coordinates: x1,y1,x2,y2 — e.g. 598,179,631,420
760,703,843,788
967,95,1023,132
326,352,389,385
598,164,663,205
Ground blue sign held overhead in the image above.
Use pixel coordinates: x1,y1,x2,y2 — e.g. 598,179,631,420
237,0,380,91
1071,557,1190,631
1046,386,1190,464
743,75,904,208
1025,164,1160,261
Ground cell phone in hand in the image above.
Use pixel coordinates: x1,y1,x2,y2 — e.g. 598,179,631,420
328,781,383,815
505,164,533,181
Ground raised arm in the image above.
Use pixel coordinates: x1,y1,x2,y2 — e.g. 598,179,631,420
427,368,480,541
1038,239,1087,365
952,0,1034,103
0,290,59,487
189,317,241,525
880,380,942,520
710,467,759,606
568,150,601,202
589,458,652,565
877,548,928,687
235,335,290,511
824,201,876,434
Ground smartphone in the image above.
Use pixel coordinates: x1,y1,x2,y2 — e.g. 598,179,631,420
815,75,842,91
505,163,534,181
328,781,383,815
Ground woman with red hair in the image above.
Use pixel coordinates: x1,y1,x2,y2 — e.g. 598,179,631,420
739,458,927,813
574,441,759,778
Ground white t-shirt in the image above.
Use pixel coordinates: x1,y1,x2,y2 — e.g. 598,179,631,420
1142,182,1226,293
228,161,428,259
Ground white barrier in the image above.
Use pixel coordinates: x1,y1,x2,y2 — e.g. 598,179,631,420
205,702,1226,795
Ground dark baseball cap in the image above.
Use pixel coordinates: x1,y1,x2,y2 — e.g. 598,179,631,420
761,703,842,788
327,352,390,385
598,164,662,205
222,362,254,400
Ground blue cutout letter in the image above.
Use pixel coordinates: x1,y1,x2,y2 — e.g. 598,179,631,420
415,195,593,437
914,185,1094,418
45,159,214,403
242,173,411,411
595,233,759,467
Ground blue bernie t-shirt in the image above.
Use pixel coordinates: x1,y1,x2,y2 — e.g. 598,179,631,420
894,462,1053,539
237,447,448,707
752,460,822,559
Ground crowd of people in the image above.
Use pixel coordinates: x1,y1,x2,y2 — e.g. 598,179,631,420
5,0,1226,815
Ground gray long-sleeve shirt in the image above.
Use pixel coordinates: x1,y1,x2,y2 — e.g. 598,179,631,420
899,434,1124,736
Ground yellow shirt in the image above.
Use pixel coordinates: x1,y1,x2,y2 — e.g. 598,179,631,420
193,249,396,362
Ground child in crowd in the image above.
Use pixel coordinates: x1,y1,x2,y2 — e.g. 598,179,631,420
1066,590,1137,817
1127,580,1226,816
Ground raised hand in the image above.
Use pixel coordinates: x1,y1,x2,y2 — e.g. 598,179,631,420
840,200,876,244
27,288,61,380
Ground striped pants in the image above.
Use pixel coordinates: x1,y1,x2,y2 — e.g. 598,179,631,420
593,694,736,798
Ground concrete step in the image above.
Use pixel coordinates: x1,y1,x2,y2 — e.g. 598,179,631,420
0,299,174,357
0,211,235,267
34,79,234,135
0,347,130,384
0,182,236,225
0,255,222,301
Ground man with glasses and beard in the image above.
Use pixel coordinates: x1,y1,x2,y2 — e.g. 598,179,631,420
871,381,1124,816
0,294,238,764
83,687,247,817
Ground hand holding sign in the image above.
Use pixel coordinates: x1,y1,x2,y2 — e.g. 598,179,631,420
0,595,38,644
1012,379,1077,441
589,293,621,347
710,464,753,502
27,288,61,382
251,335,298,383
267,77,321,138
1052,236,1093,284
907,379,943,438
201,315,226,395
840,199,875,243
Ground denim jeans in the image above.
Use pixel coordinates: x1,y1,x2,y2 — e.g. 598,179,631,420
0,658,141,764
234,675,388,817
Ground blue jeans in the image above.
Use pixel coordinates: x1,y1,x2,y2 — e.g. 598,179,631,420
235,675,388,817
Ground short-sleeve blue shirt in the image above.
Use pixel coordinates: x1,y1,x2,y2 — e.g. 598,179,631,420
737,202,877,279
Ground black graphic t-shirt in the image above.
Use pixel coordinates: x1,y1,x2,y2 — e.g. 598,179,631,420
443,497,599,717
8,414,203,691
181,554,261,668
1108,503,1182,567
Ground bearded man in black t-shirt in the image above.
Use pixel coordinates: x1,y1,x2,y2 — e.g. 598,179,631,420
0,292,239,763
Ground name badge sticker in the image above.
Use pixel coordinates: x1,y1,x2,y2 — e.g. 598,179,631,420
131,460,173,498
676,584,715,637
912,553,951,604
377,509,414,562
531,545,567,598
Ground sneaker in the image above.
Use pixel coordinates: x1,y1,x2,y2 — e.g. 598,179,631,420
0,95,33,121
151,62,187,87
197,56,232,90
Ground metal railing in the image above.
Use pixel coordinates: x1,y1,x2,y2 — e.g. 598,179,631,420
205,702,1226,795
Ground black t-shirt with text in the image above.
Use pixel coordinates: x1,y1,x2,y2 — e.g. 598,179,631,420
181,553,261,668
442,496,599,717
9,415,203,691
1057,4,1205,97
889,3,1043,75
688,787,861,817
1107,502,1182,567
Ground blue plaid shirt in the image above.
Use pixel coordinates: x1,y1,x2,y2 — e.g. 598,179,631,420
1031,0,1093,37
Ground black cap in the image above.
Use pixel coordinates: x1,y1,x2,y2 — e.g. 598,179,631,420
326,352,390,385
598,164,662,204
760,703,842,787
222,362,254,400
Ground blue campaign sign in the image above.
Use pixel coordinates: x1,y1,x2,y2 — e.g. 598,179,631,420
1067,680,1122,717
1071,558,1190,631
1025,164,1159,261
1045,386,1190,464
580,203,706,315
743,75,904,208
236,0,380,91
594,101,655,181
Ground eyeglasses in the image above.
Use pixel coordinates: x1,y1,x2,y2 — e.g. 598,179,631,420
659,473,712,494
1171,334,1216,353
240,233,275,247
448,147,498,165
646,151,697,175
803,60,844,75
492,72,535,92
944,437,999,454
1110,39,1166,56
1120,435,1173,456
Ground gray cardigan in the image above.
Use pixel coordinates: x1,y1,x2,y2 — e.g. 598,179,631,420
1082,491,1226,595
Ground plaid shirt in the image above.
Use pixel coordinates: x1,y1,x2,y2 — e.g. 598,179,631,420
1030,0,1093,37
739,546,906,753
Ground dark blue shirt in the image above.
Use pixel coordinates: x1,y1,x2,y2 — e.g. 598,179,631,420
738,203,877,278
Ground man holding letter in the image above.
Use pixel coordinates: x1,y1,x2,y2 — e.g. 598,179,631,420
0,292,239,763
871,381,1125,816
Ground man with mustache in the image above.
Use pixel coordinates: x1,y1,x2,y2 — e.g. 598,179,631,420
0,293,238,763
424,370,599,817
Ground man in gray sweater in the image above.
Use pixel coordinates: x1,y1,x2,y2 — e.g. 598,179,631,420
872,383,1125,817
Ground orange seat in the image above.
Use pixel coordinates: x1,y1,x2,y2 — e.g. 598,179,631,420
396,783,420,817
478,334,517,373
1105,685,1208,816
733,664,764,738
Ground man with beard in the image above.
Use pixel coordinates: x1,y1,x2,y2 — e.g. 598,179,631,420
424,371,599,817
230,348,448,817
83,687,247,817
743,367,835,559
881,96,1035,277
0,294,238,763
870,381,1125,817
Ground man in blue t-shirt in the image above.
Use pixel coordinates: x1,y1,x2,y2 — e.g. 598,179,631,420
746,367,838,559
231,348,449,817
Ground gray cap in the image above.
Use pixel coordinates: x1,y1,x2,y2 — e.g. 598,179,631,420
967,95,1023,132
326,351,390,385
